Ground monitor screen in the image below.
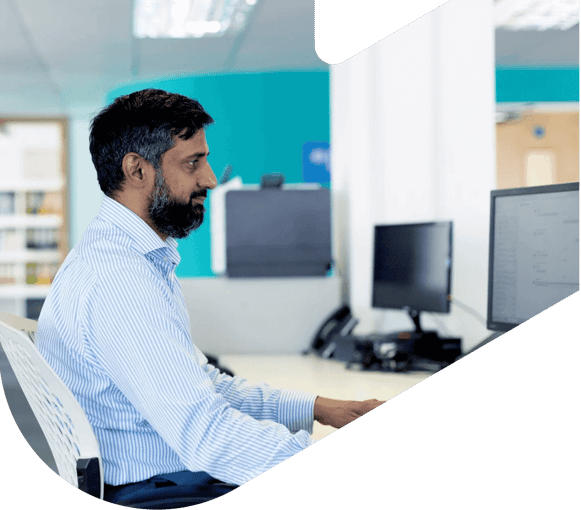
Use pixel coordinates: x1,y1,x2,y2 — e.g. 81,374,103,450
225,188,332,277
372,222,453,314
487,182,579,332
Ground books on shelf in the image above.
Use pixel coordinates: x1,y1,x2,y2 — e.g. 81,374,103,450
26,228,59,250
26,262,59,285
26,191,63,215
0,118,66,309
0,192,15,215
0,264,16,285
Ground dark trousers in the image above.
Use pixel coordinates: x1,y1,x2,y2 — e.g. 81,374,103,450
104,470,238,508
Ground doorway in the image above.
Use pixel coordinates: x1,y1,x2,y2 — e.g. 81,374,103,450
496,108,579,188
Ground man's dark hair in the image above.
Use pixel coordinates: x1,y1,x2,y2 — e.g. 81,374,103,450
89,89,214,198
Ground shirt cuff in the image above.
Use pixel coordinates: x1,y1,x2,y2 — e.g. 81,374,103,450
277,390,318,434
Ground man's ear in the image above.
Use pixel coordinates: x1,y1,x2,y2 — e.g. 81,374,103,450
122,153,151,189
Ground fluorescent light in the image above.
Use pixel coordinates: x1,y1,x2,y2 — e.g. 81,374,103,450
134,0,258,38
495,0,579,30
185,20,222,36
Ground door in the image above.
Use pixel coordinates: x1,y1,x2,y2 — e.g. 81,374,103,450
496,110,579,189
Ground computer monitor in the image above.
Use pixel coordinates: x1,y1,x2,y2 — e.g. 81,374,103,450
487,182,579,332
372,222,453,332
225,188,332,277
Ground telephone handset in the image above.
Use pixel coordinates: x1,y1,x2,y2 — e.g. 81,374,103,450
311,305,358,357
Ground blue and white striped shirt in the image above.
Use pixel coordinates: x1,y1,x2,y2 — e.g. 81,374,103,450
37,195,317,486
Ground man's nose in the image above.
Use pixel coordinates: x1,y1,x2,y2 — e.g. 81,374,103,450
200,163,218,190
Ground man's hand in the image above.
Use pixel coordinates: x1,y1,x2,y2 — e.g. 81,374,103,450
314,397,385,429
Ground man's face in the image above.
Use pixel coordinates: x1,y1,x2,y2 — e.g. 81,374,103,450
147,129,217,239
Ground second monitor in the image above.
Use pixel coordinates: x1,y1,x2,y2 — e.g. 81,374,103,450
372,221,453,334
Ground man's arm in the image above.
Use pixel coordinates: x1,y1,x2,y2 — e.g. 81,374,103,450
204,364,383,432
203,363,317,434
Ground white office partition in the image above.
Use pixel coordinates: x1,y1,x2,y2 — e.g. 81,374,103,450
179,276,341,354
331,0,495,351
209,176,244,276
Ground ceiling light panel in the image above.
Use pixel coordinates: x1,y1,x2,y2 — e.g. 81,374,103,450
134,0,259,38
495,0,579,30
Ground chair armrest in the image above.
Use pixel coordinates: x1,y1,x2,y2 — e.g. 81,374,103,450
77,457,101,499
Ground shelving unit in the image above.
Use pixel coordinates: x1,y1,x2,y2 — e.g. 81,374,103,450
0,118,68,319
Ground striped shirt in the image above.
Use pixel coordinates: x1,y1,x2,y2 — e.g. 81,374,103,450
36,195,317,486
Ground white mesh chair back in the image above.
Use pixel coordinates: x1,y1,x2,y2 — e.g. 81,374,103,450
0,314,103,499
0,312,38,343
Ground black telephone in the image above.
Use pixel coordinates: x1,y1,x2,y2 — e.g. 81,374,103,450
310,305,358,357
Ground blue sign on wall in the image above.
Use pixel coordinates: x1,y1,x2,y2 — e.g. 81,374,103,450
302,141,330,184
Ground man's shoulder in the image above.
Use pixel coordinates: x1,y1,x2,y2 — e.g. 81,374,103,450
78,218,147,266
63,218,153,290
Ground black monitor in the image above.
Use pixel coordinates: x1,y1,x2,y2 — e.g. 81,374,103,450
487,182,579,332
225,188,332,277
372,222,453,332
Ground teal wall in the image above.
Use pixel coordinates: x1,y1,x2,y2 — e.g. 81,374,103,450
107,71,331,278
102,67,577,276
496,67,579,102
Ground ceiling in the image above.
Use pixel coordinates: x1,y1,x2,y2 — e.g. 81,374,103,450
0,0,324,113
0,0,578,115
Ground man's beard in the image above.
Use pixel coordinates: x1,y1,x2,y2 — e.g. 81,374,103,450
147,171,205,239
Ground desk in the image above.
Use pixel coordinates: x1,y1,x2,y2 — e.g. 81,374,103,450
219,354,431,440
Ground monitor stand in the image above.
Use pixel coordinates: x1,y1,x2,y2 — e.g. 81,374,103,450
368,309,438,343
363,309,461,369
345,309,462,370
408,308,423,334
371,309,440,343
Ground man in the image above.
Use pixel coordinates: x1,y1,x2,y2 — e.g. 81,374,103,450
36,89,382,506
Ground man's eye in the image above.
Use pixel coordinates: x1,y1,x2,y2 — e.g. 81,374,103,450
189,160,198,166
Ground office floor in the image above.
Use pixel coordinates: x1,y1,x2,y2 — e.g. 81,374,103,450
0,348,431,474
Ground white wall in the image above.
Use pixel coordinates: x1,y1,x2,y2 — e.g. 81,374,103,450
331,0,496,352
66,104,106,248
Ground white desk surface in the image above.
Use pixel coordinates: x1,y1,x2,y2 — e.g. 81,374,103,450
219,353,432,440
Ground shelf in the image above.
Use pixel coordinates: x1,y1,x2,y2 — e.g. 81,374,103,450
0,284,51,299
0,250,62,263
0,214,63,229
0,179,64,192
0,119,67,309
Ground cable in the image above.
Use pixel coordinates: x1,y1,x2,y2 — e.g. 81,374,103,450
425,312,454,337
450,297,487,326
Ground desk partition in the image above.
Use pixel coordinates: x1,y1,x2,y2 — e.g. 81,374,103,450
179,276,341,354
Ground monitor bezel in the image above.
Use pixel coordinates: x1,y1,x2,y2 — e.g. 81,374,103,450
372,221,453,314
486,181,580,332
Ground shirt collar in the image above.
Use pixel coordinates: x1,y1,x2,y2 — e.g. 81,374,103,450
98,195,180,264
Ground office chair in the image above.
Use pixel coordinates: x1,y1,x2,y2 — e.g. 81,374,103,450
0,312,104,500
0,313,237,508
0,312,38,342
